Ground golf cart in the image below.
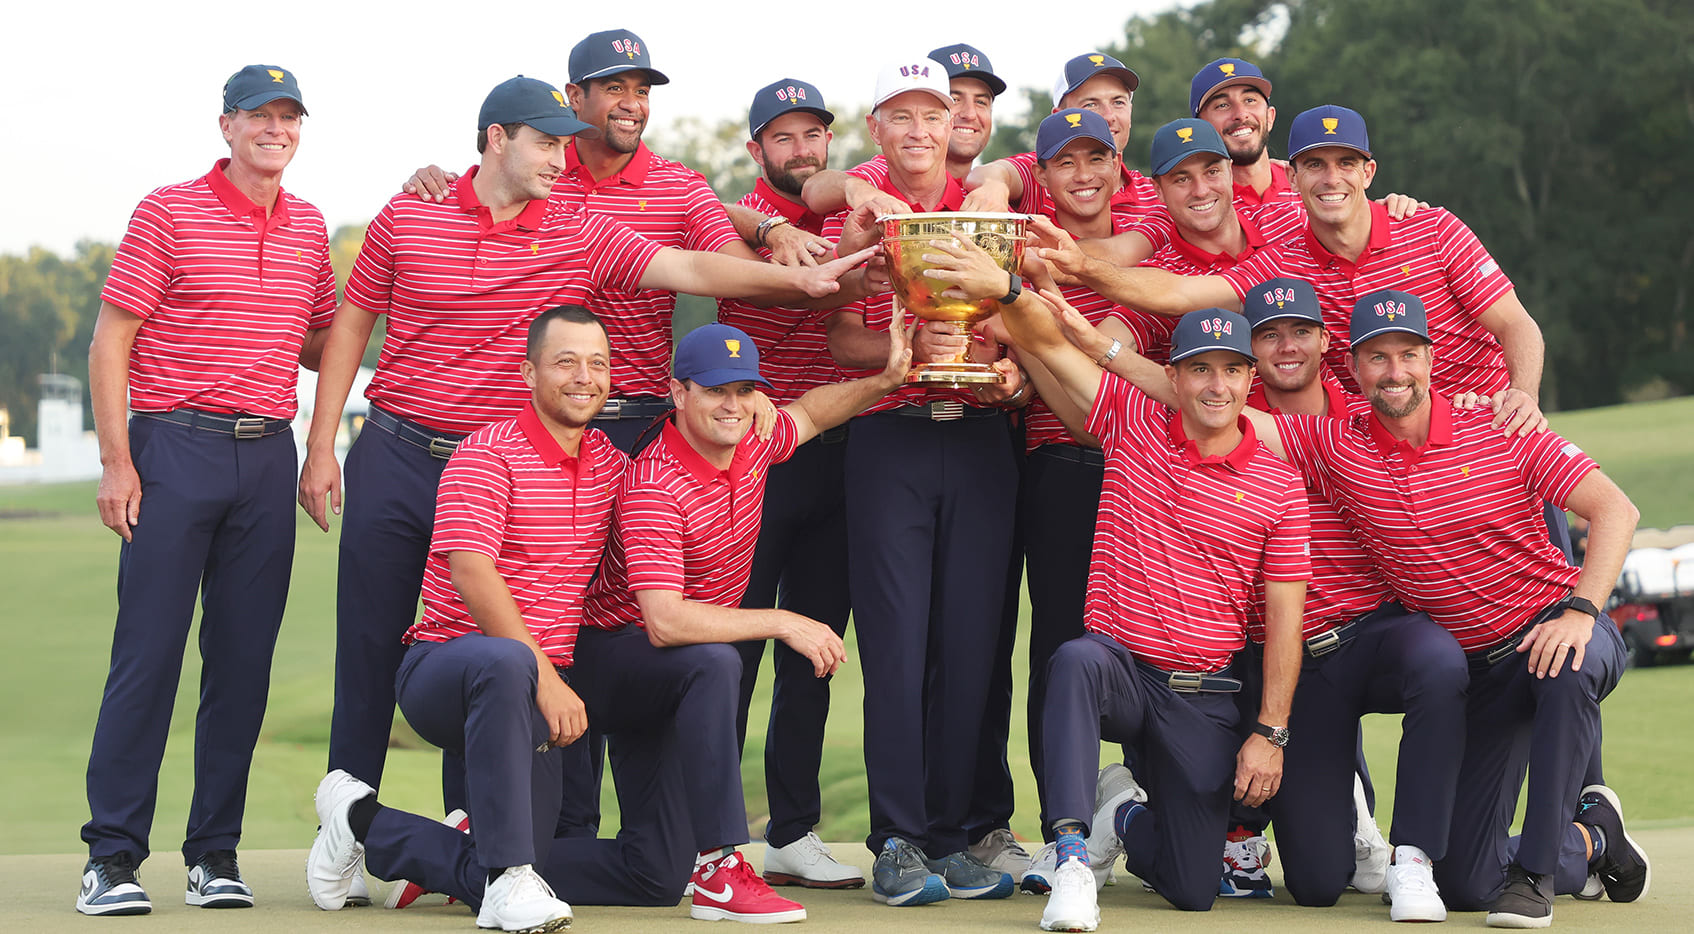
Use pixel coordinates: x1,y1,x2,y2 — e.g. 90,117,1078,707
1608,544,1694,667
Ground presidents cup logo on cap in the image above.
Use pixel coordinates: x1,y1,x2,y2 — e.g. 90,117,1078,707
223,64,308,114
1066,113,1082,127
478,76,597,139
1176,126,1194,143
674,323,771,388
1219,63,1236,77
873,58,953,110
725,338,742,358
266,69,284,83
1289,105,1371,160
1376,300,1405,320
1244,277,1322,329
1150,118,1229,177
1037,108,1116,160
1203,316,1233,339
1054,52,1139,107
611,36,641,59
1323,117,1339,135
1188,57,1272,116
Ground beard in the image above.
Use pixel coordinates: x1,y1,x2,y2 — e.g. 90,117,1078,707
1368,379,1428,418
1224,125,1268,166
764,157,821,196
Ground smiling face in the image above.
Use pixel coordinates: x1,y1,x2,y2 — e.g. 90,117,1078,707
671,378,758,457
1152,153,1233,236
1036,137,1121,224
948,76,995,163
220,98,302,176
522,318,612,430
569,72,651,154
1251,319,1330,393
1167,349,1253,436
486,123,569,202
867,91,951,179
1290,146,1376,228
1350,332,1432,419
1061,74,1134,152
749,112,831,197
1199,84,1275,166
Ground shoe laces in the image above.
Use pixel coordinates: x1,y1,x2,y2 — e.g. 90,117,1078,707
1053,858,1093,896
101,852,140,885
1393,858,1437,896
886,839,928,874
713,852,771,892
504,866,557,903
1501,863,1543,895
1223,839,1263,870
200,850,240,881
794,832,835,860
983,827,1031,860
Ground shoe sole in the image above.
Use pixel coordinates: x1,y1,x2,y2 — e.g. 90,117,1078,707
763,871,865,889
474,917,572,932
1485,910,1551,928
1040,914,1101,933
186,890,254,908
1582,784,1651,902
1573,874,1604,901
690,905,808,923
871,875,950,906
76,898,152,916
945,876,1014,900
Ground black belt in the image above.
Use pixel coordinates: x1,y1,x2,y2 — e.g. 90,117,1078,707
593,396,674,420
1466,598,1572,670
889,400,1002,422
365,405,466,460
1031,442,1104,467
1136,660,1242,693
135,408,291,439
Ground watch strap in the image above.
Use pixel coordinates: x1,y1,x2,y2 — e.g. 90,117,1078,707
999,272,1023,305
1565,596,1601,619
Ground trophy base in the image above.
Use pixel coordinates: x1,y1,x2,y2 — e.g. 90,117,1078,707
906,362,1004,386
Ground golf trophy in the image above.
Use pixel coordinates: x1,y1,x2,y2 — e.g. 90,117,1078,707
879,211,1032,385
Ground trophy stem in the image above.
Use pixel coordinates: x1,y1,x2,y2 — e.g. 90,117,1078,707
907,320,1004,386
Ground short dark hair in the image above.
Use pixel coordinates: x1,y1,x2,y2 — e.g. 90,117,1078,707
476,121,525,154
527,305,607,361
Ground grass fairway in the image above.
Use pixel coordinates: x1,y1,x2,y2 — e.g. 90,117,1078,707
2,397,1690,858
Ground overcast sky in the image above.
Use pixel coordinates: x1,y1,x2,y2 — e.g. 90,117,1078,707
0,0,1189,255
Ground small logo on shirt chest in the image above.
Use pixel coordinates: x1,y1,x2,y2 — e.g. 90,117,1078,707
531,243,540,254
1459,465,1471,478
1401,265,1412,276
1234,491,1246,504
638,200,648,211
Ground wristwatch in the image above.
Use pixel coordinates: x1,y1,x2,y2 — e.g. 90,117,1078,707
1564,596,1601,619
999,271,1023,304
1252,722,1291,748
755,215,790,247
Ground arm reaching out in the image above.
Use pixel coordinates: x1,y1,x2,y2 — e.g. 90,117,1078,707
787,302,915,441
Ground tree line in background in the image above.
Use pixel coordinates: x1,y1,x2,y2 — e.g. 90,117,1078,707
2,0,1688,445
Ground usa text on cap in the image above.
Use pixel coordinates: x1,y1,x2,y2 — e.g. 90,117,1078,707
872,59,953,110
1244,278,1322,330
569,29,671,86
929,43,1007,97
748,78,834,140
223,65,307,114
1350,289,1430,347
1037,109,1117,160
1288,105,1371,160
1170,309,1256,364
1052,52,1139,107
1149,118,1229,177
479,76,598,139
1189,58,1272,116
674,323,772,388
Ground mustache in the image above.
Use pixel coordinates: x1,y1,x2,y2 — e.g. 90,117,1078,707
782,156,822,170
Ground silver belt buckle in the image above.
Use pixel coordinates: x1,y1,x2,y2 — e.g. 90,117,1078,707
1166,671,1203,693
233,417,266,440
595,399,623,420
929,400,964,421
428,437,459,459
1305,628,1341,657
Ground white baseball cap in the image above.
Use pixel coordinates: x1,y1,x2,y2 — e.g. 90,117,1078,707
872,58,954,110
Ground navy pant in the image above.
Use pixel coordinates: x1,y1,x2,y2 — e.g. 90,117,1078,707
734,432,852,848
1043,634,1239,911
328,420,451,790
1244,605,1469,906
846,410,1018,858
83,417,296,863
1436,612,1626,910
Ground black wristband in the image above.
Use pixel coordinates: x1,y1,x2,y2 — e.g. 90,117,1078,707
999,271,1023,305
1564,596,1601,619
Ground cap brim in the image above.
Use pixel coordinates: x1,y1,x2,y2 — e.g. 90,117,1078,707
524,114,601,139
751,106,835,140
229,91,307,115
1037,130,1117,161
1288,140,1371,161
1351,326,1430,347
678,369,771,389
951,72,1007,97
1169,344,1255,364
574,65,670,85
1247,310,1324,330
1194,76,1271,115
1151,146,1229,178
873,87,953,110
1068,66,1139,98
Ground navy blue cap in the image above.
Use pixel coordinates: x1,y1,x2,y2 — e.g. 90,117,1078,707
569,29,670,86
1244,278,1323,329
1288,104,1371,160
223,65,307,114
1170,309,1255,364
479,76,598,139
748,78,834,140
929,43,1007,96
1149,118,1229,176
1036,108,1116,160
1052,52,1139,107
1188,58,1272,116
673,323,771,387
1350,290,1430,347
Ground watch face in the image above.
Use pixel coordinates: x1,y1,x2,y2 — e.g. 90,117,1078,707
1271,728,1290,747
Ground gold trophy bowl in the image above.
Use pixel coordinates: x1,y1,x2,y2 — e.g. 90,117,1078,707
879,211,1032,385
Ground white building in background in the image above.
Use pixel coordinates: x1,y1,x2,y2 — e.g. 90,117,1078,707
0,367,374,486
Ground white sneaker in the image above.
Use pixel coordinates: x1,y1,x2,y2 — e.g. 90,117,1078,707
1021,842,1058,895
970,828,1034,878
1040,857,1101,932
307,770,374,911
1220,832,1274,898
763,831,866,888
1085,764,1144,886
347,863,372,907
683,851,709,897
1352,774,1391,895
1385,845,1447,922
476,865,572,933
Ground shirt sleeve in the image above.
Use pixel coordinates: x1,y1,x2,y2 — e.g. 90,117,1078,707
848,156,890,186
342,201,400,314
1269,413,1339,501
1085,370,1162,454
618,475,688,593
307,228,338,329
577,212,664,293
1513,429,1599,509
429,442,512,562
1436,209,1515,318
1217,245,1285,301
1261,472,1312,582
764,411,801,465
1006,152,1046,215
100,191,178,319
1127,208,1177,253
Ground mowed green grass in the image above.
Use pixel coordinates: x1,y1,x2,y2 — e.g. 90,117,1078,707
2,396,1689,855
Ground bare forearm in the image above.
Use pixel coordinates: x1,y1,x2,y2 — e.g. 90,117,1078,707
1079,230,1154,267
802,170,852,215
790,371,901,435
1568,478,1639,608
965,161,1023,203
828,315,892,369
638,590,795,647
450,553,552,672
299,327,330,371
1258,580,1306,727
724,202,766,246
1081,261,1218,316
88,313,138,466
308,304,377,452
1501,316,1545,400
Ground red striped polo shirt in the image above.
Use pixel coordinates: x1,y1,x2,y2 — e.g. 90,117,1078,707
409,404,629,667
1244,378,1392,641
582,412,801,631
1221,203,1515,396
826,167,988,413
1083,372,1310,671
1273,394,1594,650
1004,151,1164,222
100,159,337,418
344,167,661,435
1130,162,1306,254
554,142,742,398
716,179,845,405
